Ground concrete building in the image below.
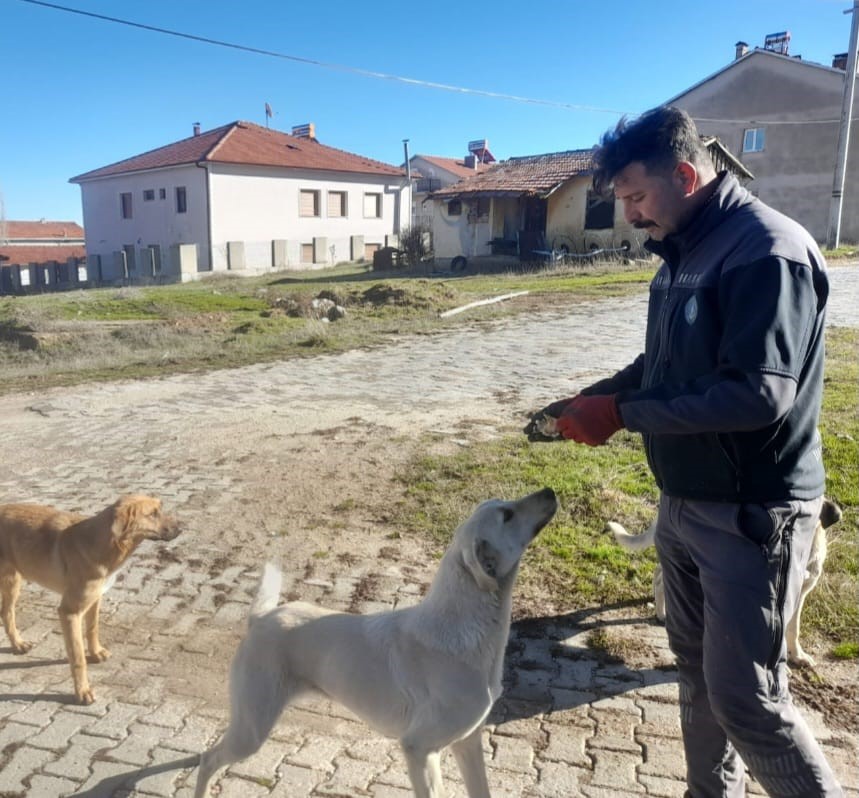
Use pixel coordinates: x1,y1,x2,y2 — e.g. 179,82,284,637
70,121,410,283
669,37,858,243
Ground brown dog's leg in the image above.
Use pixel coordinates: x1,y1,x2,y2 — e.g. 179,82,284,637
84,598,111,663
58,598,95,704
0,569,32,653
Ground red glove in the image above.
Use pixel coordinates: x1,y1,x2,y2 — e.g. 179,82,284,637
556,394,624,446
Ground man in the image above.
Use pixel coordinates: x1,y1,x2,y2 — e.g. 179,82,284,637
526,106,842,797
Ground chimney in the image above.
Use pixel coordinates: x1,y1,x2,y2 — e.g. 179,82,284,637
291,123,316,140
463,154,477,169
735,41,749,60
193,122,201,136
833,52,848,70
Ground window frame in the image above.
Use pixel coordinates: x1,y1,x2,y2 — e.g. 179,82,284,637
363,192,382,219
447,199,462,217
743,127,766,153
175,186,187,214
120,192,133,219
143,189,155,202
584,190,615,230
327,190,348,218
299,189,321,218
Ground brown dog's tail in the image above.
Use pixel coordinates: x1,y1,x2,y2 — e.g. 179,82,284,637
250,562,282,622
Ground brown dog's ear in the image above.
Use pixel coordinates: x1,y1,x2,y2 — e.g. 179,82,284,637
462,538,500,592
820,497,842,529
110,496,158,547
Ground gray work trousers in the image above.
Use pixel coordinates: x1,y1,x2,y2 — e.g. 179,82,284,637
654,493,843,798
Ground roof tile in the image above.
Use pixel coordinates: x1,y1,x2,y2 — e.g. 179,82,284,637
70,121,406,182
432,149,595,198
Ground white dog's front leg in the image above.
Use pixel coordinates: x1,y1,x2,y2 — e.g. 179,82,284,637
402,745,443,798
451,726,491,797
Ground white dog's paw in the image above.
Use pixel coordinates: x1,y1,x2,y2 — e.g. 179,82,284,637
788,648,816,668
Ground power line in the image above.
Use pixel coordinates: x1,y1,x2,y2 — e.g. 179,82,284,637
16,0,630,115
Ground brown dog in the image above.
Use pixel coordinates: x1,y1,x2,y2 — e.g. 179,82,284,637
0,495,180,703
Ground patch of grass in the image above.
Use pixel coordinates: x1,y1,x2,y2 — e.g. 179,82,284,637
832,642,858,660
0,263,653,396
394,328,858,653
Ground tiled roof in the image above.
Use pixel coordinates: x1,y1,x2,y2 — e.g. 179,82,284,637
432,149,595,198
4,220,84,240
414,155,493,181
0,244,86,266
70,121,407,182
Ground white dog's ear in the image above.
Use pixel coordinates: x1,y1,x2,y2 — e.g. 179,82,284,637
463,538,500,591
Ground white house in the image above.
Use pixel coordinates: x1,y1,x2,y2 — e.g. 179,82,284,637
70,121,411,283
408,140,495,227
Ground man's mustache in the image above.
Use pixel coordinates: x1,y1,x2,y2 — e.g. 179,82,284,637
633,220,656,229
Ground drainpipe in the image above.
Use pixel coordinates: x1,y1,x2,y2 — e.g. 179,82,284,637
402,139,411,234
196,161,214,272
825,0,859,249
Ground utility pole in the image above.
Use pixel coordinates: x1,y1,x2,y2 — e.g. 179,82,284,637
825,0,859,250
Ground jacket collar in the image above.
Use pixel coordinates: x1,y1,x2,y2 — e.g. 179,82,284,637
645,172,754,264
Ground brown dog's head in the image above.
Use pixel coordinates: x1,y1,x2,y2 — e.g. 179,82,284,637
110,495,181,553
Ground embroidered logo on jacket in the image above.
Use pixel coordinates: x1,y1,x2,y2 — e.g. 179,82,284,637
684,296,698,325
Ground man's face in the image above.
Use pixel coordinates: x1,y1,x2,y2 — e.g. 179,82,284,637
613,161,692,241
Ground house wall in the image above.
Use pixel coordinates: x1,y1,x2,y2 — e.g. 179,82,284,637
672,53,858,244
547,176,646,255
431,197,496,259
78,165,209,280
207,165,405,271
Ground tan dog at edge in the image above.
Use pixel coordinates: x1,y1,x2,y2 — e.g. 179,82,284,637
0,495,181,704
607,496,842,668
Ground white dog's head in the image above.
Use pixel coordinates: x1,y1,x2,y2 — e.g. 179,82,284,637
458,488,558,591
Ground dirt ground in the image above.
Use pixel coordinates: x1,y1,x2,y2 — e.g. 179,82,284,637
162,406,858,738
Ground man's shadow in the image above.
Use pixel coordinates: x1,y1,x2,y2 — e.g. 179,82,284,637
491,600,678,725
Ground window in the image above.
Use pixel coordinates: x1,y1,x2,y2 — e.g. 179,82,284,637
143,189,155,201
585,190,615,230
120,192,133,219
363,192,382,218
475,197,489,218
176,186,187,213
447,199,462,216
328,191,347,217
743,128,765,153
301,243,314,262
364,242,380,260
159,188,166,200
300,189,321,217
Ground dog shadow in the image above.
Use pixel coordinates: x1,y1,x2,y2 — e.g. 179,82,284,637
71,754,200,797
493,599,677,725
0,654,68,671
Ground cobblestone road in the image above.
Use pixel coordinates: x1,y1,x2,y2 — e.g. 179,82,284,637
0,266,856,797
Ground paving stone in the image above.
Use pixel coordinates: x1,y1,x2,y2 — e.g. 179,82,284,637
29,773,81,798
43,731,116,780
541,724,592,768
589,747,645,792
86,701,148,740
27,710,93,750
0,744,57,793
535,760,587,797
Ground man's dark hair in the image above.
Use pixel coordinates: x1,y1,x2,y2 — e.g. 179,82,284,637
592,106,712,195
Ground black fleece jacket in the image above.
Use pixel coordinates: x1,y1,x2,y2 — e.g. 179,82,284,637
583,173,828,502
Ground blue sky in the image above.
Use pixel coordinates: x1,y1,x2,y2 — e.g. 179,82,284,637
1,0,854,225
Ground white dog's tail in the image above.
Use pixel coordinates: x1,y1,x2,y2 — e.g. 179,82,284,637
606,520,656,552
250,562,282,622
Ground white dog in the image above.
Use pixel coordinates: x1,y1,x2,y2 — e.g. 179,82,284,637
194,488,558,798
607,496,842,667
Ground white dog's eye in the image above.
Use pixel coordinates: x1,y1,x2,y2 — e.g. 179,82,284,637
501,508,514,523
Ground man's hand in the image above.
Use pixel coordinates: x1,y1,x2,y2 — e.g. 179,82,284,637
524,398,576,442
556,394,623,446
